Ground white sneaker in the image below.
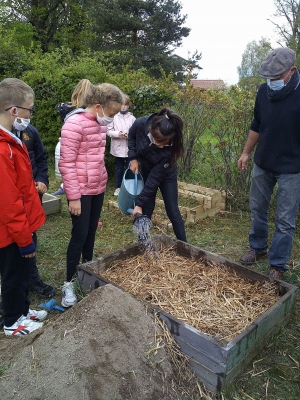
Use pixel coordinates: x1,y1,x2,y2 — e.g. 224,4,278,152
4,315,43,336
26,309,48,321
114,188,120,196
61,281,77,307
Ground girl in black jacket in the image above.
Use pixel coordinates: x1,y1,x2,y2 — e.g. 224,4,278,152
128,107,186,242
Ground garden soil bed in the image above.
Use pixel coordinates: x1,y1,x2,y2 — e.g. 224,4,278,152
0,284,203,400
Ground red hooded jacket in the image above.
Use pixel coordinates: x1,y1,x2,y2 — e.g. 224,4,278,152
0,126,45,249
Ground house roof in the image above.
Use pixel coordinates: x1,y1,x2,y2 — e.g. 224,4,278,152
190,79,227,89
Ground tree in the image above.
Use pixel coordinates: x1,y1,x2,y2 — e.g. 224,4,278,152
88,0,191,77
237,38,272,89
268,0,300,60
0,0,91,52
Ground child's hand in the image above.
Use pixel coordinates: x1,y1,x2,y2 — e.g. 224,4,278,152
69,200,81,216
130,159,139,173
23,252,36,258
132,206,143,217
35,181,47,194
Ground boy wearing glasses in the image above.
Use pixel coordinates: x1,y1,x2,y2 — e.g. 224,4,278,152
0,78,48,336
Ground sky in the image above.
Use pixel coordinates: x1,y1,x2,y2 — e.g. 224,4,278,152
176,0,283,85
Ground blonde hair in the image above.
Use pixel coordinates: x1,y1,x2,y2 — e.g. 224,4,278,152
123,94,132,106
0,78,34,111
71,79,91,108
83,81,124,108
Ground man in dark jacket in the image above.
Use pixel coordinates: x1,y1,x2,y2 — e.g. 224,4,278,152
238,47,300,281
20,124,56,297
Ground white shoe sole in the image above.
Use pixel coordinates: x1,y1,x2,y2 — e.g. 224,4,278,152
61,299,77,308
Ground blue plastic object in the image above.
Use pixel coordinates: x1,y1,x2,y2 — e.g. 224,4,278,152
39,299,65,312
118,169,144,215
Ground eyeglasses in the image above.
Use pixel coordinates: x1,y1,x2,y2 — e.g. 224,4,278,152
5,105,35,116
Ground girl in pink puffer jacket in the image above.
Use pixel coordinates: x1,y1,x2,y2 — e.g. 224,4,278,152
59,80,124,307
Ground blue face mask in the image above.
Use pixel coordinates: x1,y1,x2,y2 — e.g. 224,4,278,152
120,109,128,114
267,69,292,91
267,79,285,91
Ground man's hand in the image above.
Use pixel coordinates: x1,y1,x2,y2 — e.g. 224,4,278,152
237,153,249,172
69,199,81,216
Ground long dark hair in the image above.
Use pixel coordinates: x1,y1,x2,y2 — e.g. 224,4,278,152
149,107,184,165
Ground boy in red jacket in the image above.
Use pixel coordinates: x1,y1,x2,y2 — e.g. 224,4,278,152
0,78,48,336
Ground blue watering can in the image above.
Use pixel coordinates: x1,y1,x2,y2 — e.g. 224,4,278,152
118,168,144,215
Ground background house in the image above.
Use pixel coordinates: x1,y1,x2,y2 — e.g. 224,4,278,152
190,79,228,90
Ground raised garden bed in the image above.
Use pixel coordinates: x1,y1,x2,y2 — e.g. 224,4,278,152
108,181,226,229
77,235,297,392
42,193,61,215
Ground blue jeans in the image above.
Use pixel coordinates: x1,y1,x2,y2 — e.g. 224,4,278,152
249,164,300,272
141,173,187,242
116,157,129,188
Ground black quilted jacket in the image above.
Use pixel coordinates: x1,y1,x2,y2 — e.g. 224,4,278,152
128,114,177,208
20,124,49,187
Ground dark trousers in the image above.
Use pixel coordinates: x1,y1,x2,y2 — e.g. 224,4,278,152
66,193,104,281
29,231,42,284
29,194,43,284
141,174,187,242
0,243,31,327
116,157,129,188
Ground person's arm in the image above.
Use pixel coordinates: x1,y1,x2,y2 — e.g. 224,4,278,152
128,119,139,161
31,127,49,194
0,150,36,256
237,130,259,171
107,119,125,138
58,118,82,215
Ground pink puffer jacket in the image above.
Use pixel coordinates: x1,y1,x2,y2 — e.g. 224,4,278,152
59,110,108,201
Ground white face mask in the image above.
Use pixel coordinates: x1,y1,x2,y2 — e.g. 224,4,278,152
96,107,114,125
13,117,30,131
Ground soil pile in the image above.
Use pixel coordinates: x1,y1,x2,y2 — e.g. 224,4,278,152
0,285,203,400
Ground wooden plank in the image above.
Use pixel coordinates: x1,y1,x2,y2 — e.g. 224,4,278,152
178,181,221,196
156,309,228,365
187,358,224,393
42,193,61,215
108,200,119,211
225,289,297,370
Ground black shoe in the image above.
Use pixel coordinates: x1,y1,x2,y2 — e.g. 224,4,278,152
30,280,56,298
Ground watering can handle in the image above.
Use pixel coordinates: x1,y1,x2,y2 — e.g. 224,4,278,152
134,172,138,196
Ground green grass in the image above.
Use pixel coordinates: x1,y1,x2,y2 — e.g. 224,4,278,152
32,166,300,400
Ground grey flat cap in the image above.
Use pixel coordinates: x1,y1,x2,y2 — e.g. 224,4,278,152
259,47,296,79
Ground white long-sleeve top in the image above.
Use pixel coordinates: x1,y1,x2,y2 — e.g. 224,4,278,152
107,111,136,158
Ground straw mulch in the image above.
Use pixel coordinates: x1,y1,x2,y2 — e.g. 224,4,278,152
100,246,280,343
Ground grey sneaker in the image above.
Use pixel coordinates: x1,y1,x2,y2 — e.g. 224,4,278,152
61,281,77,307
